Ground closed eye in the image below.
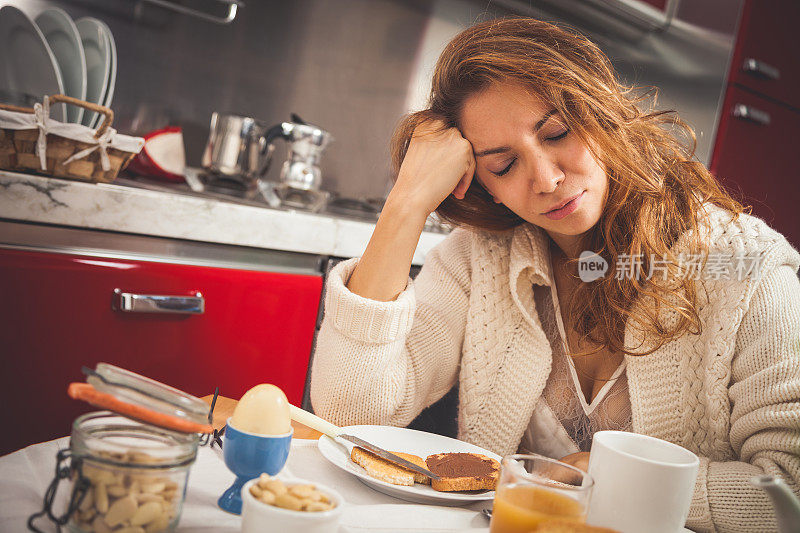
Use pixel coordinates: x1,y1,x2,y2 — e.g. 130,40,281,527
493,157,516,177
546,129,569,142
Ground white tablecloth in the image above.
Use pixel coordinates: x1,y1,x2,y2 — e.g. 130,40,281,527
0,437,491,532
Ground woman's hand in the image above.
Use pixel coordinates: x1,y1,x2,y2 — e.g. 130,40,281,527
559,451,590,472
389,119,476,216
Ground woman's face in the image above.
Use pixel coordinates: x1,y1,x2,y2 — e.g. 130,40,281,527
460,82,608,253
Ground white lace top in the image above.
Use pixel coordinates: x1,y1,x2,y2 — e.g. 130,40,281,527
520,276,633,457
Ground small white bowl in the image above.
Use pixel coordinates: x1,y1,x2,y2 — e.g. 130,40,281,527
241,478,344,533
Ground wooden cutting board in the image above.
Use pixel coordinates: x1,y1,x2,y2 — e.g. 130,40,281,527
201,394,322,440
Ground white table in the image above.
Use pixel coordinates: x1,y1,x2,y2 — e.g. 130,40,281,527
0,437,491,532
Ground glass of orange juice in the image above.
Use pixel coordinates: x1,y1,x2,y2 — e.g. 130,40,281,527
489,454,594,533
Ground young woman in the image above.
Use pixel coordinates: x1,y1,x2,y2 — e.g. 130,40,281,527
310,18,799,532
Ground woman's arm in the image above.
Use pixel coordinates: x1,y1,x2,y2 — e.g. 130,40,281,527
687,264,800,533
310,118,477,426
345,198,429,302
346,119,475,302
309,229,473,427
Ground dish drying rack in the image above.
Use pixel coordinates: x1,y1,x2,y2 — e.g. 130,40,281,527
134,0,244,25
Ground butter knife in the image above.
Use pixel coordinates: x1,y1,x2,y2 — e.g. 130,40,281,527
289,404,441,481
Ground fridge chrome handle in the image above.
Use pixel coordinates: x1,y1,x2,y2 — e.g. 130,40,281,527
113,289,205,314
733,104,771,126
743,58,780,81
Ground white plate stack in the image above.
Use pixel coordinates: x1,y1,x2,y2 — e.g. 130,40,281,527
0,5,117,128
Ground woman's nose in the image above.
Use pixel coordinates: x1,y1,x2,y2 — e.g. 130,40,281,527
525,152,564,194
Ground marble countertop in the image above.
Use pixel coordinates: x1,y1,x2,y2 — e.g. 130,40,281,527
0,170,448,265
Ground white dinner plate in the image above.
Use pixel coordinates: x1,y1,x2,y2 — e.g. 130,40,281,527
0,5,66,121
92,19,116,129
35,8,87,123
318,425,501,506
75,17,110,129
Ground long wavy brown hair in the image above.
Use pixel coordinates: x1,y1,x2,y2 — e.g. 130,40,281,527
390,17,744,356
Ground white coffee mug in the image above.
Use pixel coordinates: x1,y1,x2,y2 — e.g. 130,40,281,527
586,430,699,533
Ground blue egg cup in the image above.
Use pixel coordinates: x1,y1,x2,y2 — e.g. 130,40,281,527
218,418,293,515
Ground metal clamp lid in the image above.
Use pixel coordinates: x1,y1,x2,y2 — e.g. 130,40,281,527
27,449,90,533
69,363,213,434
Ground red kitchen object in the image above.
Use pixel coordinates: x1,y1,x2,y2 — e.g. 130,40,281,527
127,126,186,182
710,85,800,249
728,0,800,111
0,248,322,455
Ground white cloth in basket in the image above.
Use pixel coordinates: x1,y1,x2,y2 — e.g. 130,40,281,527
0,96,143,172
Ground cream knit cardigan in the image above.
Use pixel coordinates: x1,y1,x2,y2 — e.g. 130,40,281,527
310,205,800,532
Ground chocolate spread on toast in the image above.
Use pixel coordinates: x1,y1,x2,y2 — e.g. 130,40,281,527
426,453,497,478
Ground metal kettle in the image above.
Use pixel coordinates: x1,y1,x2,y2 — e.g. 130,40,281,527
750,475,800,533
201,112,332,191
201,112,276,183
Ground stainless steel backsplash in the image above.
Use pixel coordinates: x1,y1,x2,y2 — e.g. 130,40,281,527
1,0,742,199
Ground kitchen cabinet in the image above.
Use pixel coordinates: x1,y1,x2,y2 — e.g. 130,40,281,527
710,0,800,250
727,0,800,111
710,86,800,248
0,222,323,455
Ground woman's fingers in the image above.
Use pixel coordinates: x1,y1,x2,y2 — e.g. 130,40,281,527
453,155,475,199
559,452,591,473
395,121,475,212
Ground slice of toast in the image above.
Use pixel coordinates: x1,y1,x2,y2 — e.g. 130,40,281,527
534,520,620,532
425,452,500,492
350,447,430,486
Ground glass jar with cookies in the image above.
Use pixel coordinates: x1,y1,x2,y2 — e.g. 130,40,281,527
67,411,199,533
26,364,212,533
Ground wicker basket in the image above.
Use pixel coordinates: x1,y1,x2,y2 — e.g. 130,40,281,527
0,94,143,183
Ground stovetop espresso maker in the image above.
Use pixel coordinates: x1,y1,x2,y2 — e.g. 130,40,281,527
200,112,332,197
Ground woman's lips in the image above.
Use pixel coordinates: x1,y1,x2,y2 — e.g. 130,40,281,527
543,191,585,220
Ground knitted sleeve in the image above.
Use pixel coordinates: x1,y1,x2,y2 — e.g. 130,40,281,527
309,228,473,428
690,263,800,533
